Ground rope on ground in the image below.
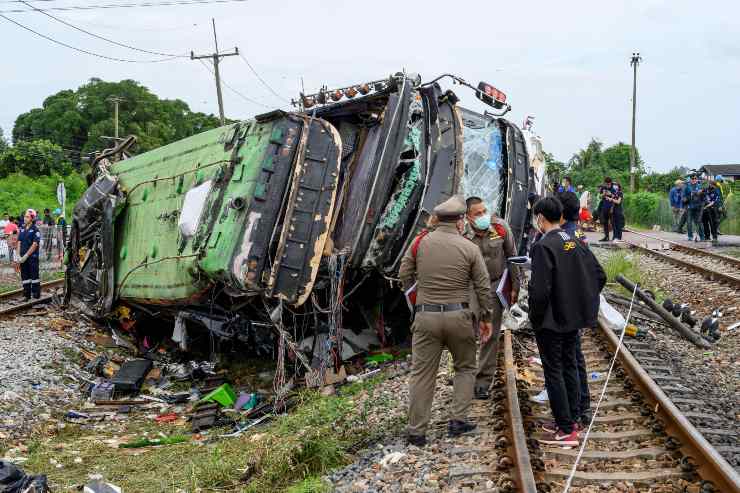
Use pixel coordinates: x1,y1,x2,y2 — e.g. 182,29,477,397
561,284,639,493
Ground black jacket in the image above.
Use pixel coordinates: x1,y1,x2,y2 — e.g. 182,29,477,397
528,228,606,332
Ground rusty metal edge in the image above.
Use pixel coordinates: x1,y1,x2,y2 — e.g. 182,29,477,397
625,228,740,269
503,329,538,493
599,322,740,493
627,241,740,288
0,278,64,301
0,295,54,316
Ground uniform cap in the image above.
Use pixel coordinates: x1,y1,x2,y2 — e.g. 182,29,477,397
25,209,37,220
433,195,466,219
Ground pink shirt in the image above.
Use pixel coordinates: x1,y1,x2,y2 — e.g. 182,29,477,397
3,222,18,235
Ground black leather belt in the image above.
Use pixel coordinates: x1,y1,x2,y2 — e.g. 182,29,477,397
415,303,469,313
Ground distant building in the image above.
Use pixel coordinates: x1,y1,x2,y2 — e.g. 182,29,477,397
699,164,740,182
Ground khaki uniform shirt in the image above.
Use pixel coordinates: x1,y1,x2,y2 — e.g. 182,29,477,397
399,222,493,321
463,217,520,292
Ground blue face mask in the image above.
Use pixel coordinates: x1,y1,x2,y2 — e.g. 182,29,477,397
473,215,491,231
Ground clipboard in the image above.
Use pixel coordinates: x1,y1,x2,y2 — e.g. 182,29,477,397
496,269,512,309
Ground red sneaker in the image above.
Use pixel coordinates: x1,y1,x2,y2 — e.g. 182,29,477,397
541,421,558,434
539,428,579,447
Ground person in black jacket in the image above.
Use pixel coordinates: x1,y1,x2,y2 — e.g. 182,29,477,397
529,197,606,446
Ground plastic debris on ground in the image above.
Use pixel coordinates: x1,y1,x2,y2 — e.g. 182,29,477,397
84,474,122,493
365,353,394,364
119,435,188,449
0,460,49,493
598,294,627,332
199,383,236,407
110,359,153,393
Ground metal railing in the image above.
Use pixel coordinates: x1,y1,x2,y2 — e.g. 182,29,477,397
0,225,68,269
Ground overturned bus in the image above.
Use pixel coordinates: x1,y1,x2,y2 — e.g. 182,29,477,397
65,72,537,366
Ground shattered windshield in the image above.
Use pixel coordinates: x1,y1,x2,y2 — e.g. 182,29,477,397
461,109,504,215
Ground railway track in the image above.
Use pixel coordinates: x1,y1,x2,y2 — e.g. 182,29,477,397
623,230,740,289
495,324,740,492
0,278,64,316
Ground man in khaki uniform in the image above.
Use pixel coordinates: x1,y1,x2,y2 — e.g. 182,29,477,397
399,196,494,446
464,197,520,399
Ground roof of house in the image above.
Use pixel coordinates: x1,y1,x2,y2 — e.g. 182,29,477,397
699,164,740,176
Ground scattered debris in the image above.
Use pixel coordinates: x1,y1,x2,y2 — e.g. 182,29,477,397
84,475,122,493
110,359,153,392
0,460,48,493
119,435,188,449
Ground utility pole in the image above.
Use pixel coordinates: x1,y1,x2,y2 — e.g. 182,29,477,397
629,52,642,193
107,96,125,139
191,18,238,125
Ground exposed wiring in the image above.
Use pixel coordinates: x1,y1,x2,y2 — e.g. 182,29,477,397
123,158,230,196
116,254,200,294
196,59,273,109
1,13,179,62
17,0,189,57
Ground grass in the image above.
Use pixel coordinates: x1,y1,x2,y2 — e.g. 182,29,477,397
600,250,666,301
11,374,399,492
0,269,64,294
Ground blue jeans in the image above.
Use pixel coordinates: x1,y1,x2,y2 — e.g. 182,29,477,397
687,208,704,240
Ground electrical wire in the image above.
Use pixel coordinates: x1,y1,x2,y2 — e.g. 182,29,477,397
238,53,290,104
0,0,250,14
17,0,189,57
196,59,272,109
1,13,179,62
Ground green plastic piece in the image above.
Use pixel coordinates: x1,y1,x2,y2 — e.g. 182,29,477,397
120,246,127,260
199,383,236,407
141,188,149,202
150,244,158,258
365,353,394,364
119,435,188,448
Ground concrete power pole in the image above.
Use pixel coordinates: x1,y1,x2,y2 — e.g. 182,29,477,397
191,18,238,125
107,96,125,139
629,52,642,193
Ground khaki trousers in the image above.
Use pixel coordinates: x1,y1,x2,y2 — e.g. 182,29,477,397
474,296,504,390
407,309,477,435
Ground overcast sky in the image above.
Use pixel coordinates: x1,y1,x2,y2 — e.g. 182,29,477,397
2,0,738,171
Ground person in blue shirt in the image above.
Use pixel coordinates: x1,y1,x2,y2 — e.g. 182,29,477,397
669,179,685,233
15,209,42,300
682,175,705,241
598,177,617,241
558,176,576,194
701,181,720,242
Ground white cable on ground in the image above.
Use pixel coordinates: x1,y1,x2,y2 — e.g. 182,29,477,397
562,284,638,493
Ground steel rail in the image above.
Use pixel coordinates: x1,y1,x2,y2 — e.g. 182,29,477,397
0,295,54,316
0,278,64,301
502,329,538,492
599,322,740,493
625,229,740,269
626,240,740,288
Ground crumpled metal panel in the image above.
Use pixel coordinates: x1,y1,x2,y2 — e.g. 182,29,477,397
362,98,425,271
267,117,342,306
64,175,125,317
461,109,505,216
501,119,530,248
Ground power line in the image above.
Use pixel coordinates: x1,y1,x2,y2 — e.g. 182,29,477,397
0,13,179,62
0,0,250,14
238,53,290,104
17,0,188,57
197,58,271,109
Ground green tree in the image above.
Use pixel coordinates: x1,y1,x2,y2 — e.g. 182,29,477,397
641,167,683,193
12,78,222,163
0,127,8,154
544,151,567,189
0,139,72,178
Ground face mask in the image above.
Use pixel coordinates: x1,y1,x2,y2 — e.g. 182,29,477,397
473,215,491,231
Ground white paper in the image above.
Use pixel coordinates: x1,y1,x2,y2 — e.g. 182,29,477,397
405,281,418,313
496,268,510,309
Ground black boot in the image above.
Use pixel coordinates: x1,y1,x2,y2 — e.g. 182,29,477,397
448,420,477,437
474,387,490,400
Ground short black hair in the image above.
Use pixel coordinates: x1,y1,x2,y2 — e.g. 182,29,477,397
465,196,483,211
604,177,612,183
564,176,572,184
557,191,580,221
533,197,563,223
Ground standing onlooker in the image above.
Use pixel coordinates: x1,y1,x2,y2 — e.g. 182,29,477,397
56,213,68,256
558,176,575,193
463,196,519,400
399,196,494,446
683,175,705,242
3,213,19,262
528,197,606,446
611,182,625,241
16,209,42,300
715,175,728,235
669,179,685,233
42,208,54,260
702,181,720,242
577,186,592,228
598,177,616,242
